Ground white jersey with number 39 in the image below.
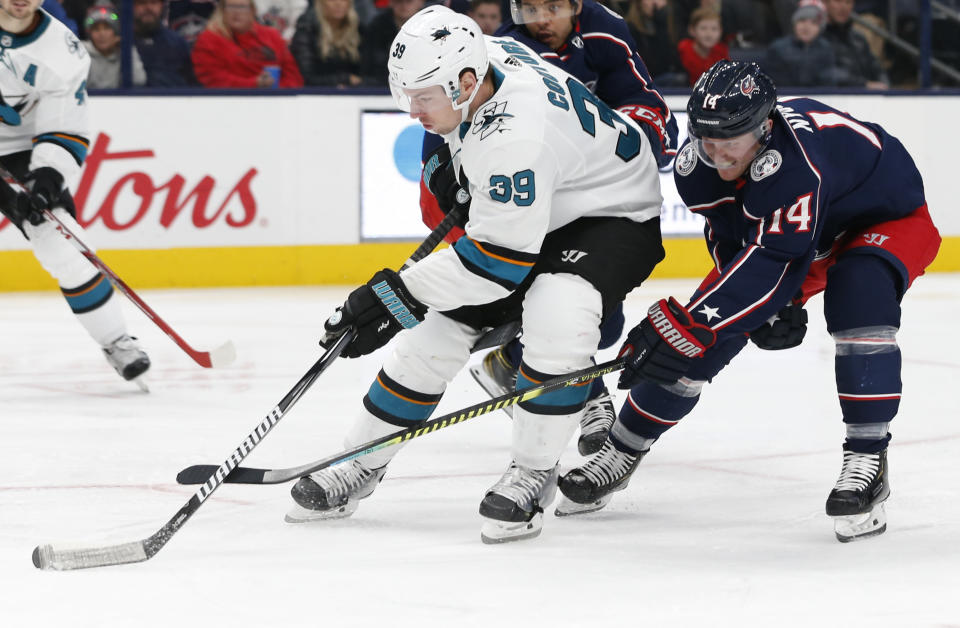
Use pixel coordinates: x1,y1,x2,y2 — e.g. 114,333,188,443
0,11,90,184
402,35,663,311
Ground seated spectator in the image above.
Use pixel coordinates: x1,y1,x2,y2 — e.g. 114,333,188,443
677,7,729,85
625,0,687,86
469,0,500,35
360,0,424,85
192,0,305,87
291,0,364,87
167,0,218,45
823,0,888,88
763,0,836,87
260,0,309,41
134,0,197,86
84,3,148,88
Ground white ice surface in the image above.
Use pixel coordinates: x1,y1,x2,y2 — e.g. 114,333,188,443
1,276,958,627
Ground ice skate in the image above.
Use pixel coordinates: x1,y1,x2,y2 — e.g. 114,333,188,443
826,447,890,542
469,346,519,417
285,460,387,523
577,389,616,455
102,335,150,391
555,440,645,516
479,461,559,544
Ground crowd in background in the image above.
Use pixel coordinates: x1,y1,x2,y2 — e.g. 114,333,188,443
50,0,960,90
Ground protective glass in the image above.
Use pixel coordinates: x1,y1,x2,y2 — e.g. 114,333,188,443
689,121,769,169
510,0,576,25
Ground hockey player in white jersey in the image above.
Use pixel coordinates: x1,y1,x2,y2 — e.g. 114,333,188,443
0,0,150,387
287,6,665,542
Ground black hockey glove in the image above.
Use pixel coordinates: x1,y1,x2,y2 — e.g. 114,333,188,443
617,297,716,389
422,143,469,226
320,268,428,359
749,302,808,350
24,167,65,218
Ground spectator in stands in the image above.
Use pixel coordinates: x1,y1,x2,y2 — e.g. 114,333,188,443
63,0,96,38
823,0,888,88
469,0,500,35
192,0,305,87
625,0,686,86
167,0,217,45
291,0,364,86
260,0,309,41
677,7,729,85
763,0,836,87
84,2,148,88
134,0,197,86
44,0,80,34
360,0,425,85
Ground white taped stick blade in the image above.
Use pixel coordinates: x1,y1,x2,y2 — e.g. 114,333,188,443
208,341,237,368
32,541,148,570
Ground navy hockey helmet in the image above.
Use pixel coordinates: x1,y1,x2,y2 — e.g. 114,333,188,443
686,61,777,169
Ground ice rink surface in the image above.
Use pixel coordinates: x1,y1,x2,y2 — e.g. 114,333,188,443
1,275,958,627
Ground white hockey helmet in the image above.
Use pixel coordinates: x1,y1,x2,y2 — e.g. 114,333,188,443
387,6,488,120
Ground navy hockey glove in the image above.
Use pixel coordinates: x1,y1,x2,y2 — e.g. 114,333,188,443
422,143,469,226
617,104,671,169
617,297,716,389
749,302,808,350
320,269,428,359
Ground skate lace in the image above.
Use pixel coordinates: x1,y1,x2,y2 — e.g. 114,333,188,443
580,391,615,431
312,462,372,499
580,440,638,487
491,464,552,508
834,451,880,491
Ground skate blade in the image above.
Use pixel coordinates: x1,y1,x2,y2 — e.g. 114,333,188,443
468,364,514,418
554,494,612,517
284,501,358,523
833,503,887,543
480,513,543,544
132,376,149,393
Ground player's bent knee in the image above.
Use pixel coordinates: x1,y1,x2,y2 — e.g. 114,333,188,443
521,273,602,374
23,209,97,288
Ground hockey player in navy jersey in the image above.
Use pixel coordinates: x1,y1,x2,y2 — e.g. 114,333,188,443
422,0,679,456
0,0,151,388
288,6,665,543
558,61,941,542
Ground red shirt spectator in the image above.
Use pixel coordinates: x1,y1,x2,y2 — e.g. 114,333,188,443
677,7,729,86
192,0,304,87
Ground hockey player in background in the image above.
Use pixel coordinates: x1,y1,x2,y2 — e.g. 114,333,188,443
421,0,679,456
558,61,941,542
0,0,151,387
288,6,665,543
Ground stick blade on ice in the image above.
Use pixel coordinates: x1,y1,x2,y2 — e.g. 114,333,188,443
32,541,149,571
206,340,237,368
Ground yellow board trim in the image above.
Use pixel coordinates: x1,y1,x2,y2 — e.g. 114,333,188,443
2,236,958,292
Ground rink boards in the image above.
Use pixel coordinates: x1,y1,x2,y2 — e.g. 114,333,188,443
1,93,957,290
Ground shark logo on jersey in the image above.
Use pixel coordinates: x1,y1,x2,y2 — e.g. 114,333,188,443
675,143,697,176
431,27,451,42
472,101,513,140
65,33,86,58
750,150,781,181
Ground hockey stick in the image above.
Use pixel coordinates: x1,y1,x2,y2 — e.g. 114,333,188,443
175,358,626,485
31,207,464,571
0,168,235,369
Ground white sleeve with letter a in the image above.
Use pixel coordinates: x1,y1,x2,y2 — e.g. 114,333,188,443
401,139,559,312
